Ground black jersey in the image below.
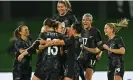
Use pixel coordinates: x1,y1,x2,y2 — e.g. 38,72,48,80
63,36,83,61
63,36,75,78
81,27,102,57
63,36,83,78
33,31,64,80
73,36,83,60
31,31,64,69
73,36,83,78
104,36,125,64
13,37,32,72
53,11,78,27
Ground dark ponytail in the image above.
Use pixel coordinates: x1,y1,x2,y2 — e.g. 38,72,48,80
43,18,59,29
14,24,26,38
7,22,26,56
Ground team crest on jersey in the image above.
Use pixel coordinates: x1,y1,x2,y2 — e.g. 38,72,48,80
89,36,93,38
115,68,120,73
79,38,83,43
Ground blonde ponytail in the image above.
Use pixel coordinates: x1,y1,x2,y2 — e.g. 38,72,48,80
106,18,129,33
114,18,129,32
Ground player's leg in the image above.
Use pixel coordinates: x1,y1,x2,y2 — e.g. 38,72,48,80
114,75,122,80
64,62,74,80
85,68,93,80
114,64,124,80
85,59,97,80
64,77,72,80
32,75,40,80
79,64,85,80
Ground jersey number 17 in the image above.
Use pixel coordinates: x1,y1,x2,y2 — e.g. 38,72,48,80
82,38,88,45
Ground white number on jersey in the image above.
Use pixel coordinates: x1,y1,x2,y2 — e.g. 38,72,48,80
82,38,88,45
47,38,58,55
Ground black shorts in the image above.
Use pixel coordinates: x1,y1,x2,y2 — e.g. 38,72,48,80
59,64,65,77
34,62,60,80
12,66,32,80
80,58,97,70
108,62,124,80
64,60,80,79
73,61,80,77
59,54,66,77
64,60,74,78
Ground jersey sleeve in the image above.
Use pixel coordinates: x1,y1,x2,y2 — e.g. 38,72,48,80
38,32,47,40
115,37,125,48
27,40,40,54
14,40,24,51
58,33,65,40
27,32,47,54
97,42,105,51
65,14,78,27
63,37,72,46
70,14,78,24
95,29,102,46
52,14,58,20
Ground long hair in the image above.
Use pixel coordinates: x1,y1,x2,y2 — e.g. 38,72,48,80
7,22,26,55
106,18,129,33
14,24,26,38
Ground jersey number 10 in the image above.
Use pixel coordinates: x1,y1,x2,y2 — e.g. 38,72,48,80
47,38,58,55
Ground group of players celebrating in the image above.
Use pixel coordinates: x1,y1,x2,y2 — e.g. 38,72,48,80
12,1,129,80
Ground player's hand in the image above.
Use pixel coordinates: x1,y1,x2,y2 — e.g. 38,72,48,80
77,53,84,60
96,53,102,60
80,44,85,49
18,54,24,62
39,45,45,50
80,53,84,58
39,40,46,45
103,44,109,50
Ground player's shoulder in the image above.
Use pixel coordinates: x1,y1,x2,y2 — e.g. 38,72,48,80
38,32,48,39
15,37,22,42
53,13,59,19
14,37,24,45
66,11,75,17
114,35,123,40
91,27,100,32
56,32,65,38
39,31,47,36
77,36,83,43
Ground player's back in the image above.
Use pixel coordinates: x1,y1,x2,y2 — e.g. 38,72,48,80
39,31,63,69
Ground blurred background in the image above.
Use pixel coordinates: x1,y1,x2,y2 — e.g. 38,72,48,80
0,1,133,73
